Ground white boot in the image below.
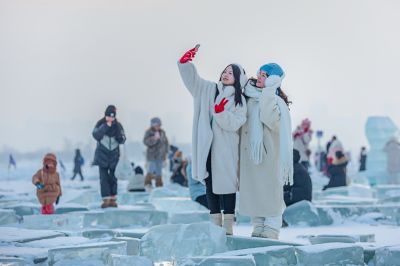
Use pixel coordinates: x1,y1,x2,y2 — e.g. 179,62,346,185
223,214,235,235
260,225,279,239
260,216,282,239
210,213,222,227
251,217,265,237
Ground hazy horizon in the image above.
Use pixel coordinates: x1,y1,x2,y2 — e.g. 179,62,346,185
1,0,400,155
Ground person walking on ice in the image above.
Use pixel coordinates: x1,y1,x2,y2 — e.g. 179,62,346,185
92,105,126,208
32,153,62,215
178,45,247,235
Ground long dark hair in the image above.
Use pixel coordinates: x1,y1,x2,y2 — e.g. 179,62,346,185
248,77,292,107
220,64,243,107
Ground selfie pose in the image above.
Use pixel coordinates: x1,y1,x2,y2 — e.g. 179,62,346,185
239,63,293,239
92,105,126,208
178,45,247,235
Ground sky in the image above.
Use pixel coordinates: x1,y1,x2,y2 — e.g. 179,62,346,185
0,0,399,155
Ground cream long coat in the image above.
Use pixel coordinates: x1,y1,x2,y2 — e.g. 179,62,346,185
178,61,247,194
239,82,287,217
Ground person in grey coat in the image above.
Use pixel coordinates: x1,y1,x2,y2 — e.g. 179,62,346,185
92,105,126,208
143,117,169,188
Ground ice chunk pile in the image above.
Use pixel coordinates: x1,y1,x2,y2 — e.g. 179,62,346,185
0,209,19,225
295,243,364,265
140,222,227,262
48,241,127,266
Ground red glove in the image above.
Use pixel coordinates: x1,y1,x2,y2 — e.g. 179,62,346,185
180,47,198,64
215,98,229,113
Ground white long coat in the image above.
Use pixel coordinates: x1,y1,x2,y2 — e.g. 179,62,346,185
239,83,288,217
178,62,247,194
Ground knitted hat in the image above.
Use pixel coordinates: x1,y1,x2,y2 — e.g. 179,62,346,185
105,105,117,117
151,117,162,126
259,63,285,79
43,153,57,166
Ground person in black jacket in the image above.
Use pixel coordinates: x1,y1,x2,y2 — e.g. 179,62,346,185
92,105,126,208
71,149,84,181
323,150,348,190
284,149,312,207
359,146,367,172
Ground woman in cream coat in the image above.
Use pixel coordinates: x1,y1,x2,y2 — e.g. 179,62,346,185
177,45,247,235
239,63,293,239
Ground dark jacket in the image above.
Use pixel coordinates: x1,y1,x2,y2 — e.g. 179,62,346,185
92,118,126,169
143,128,169,161
73,153,84,173
323,157,348,190
284,149,312,206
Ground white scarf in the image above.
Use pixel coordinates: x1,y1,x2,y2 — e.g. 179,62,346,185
277,97,294,186
244,84,264,165
244,83,294,185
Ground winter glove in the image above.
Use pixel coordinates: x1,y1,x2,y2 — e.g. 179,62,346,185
55,196,60,205
214,98,229,113
35,182,44,190
264,75,282,91
179,47,198,64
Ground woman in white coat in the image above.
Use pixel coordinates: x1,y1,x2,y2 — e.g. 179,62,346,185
239,63,293,239
177,45,247,235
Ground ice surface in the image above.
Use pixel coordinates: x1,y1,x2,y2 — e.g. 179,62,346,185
0,209,19,225
365,116,399,185
176,255,256,266
93,209,168,228
3,203,41,216
118,192,150,205
22,213,85,230
140,222,227,262
295,243,364,266
82,228,149,239
226,236,299,251
152,197,207,213
0,227,65,243
0,246,48,264
23,209,167,230
283,200,333,226
111,237,140,255
106,254,153,266
23,236,92,248
308,234,375,244
66,191,101,205
55,203,89,214
148,186,190,202
373,245,400,266
317,184,375,199
48,241,127,266
375,185,400,200
169,211,209,224
216,246,297,266
0,256,26,266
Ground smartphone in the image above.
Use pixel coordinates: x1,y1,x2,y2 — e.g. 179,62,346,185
195,44,200,50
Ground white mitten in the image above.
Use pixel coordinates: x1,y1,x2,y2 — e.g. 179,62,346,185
264,75,282,90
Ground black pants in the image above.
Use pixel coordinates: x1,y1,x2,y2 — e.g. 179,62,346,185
71,169,84,181
99,167,117,198
195,194,209,209
205,151,236,214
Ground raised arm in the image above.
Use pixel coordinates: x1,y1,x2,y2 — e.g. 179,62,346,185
92,121,109,141
177,46,215,97
259,75,282,131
